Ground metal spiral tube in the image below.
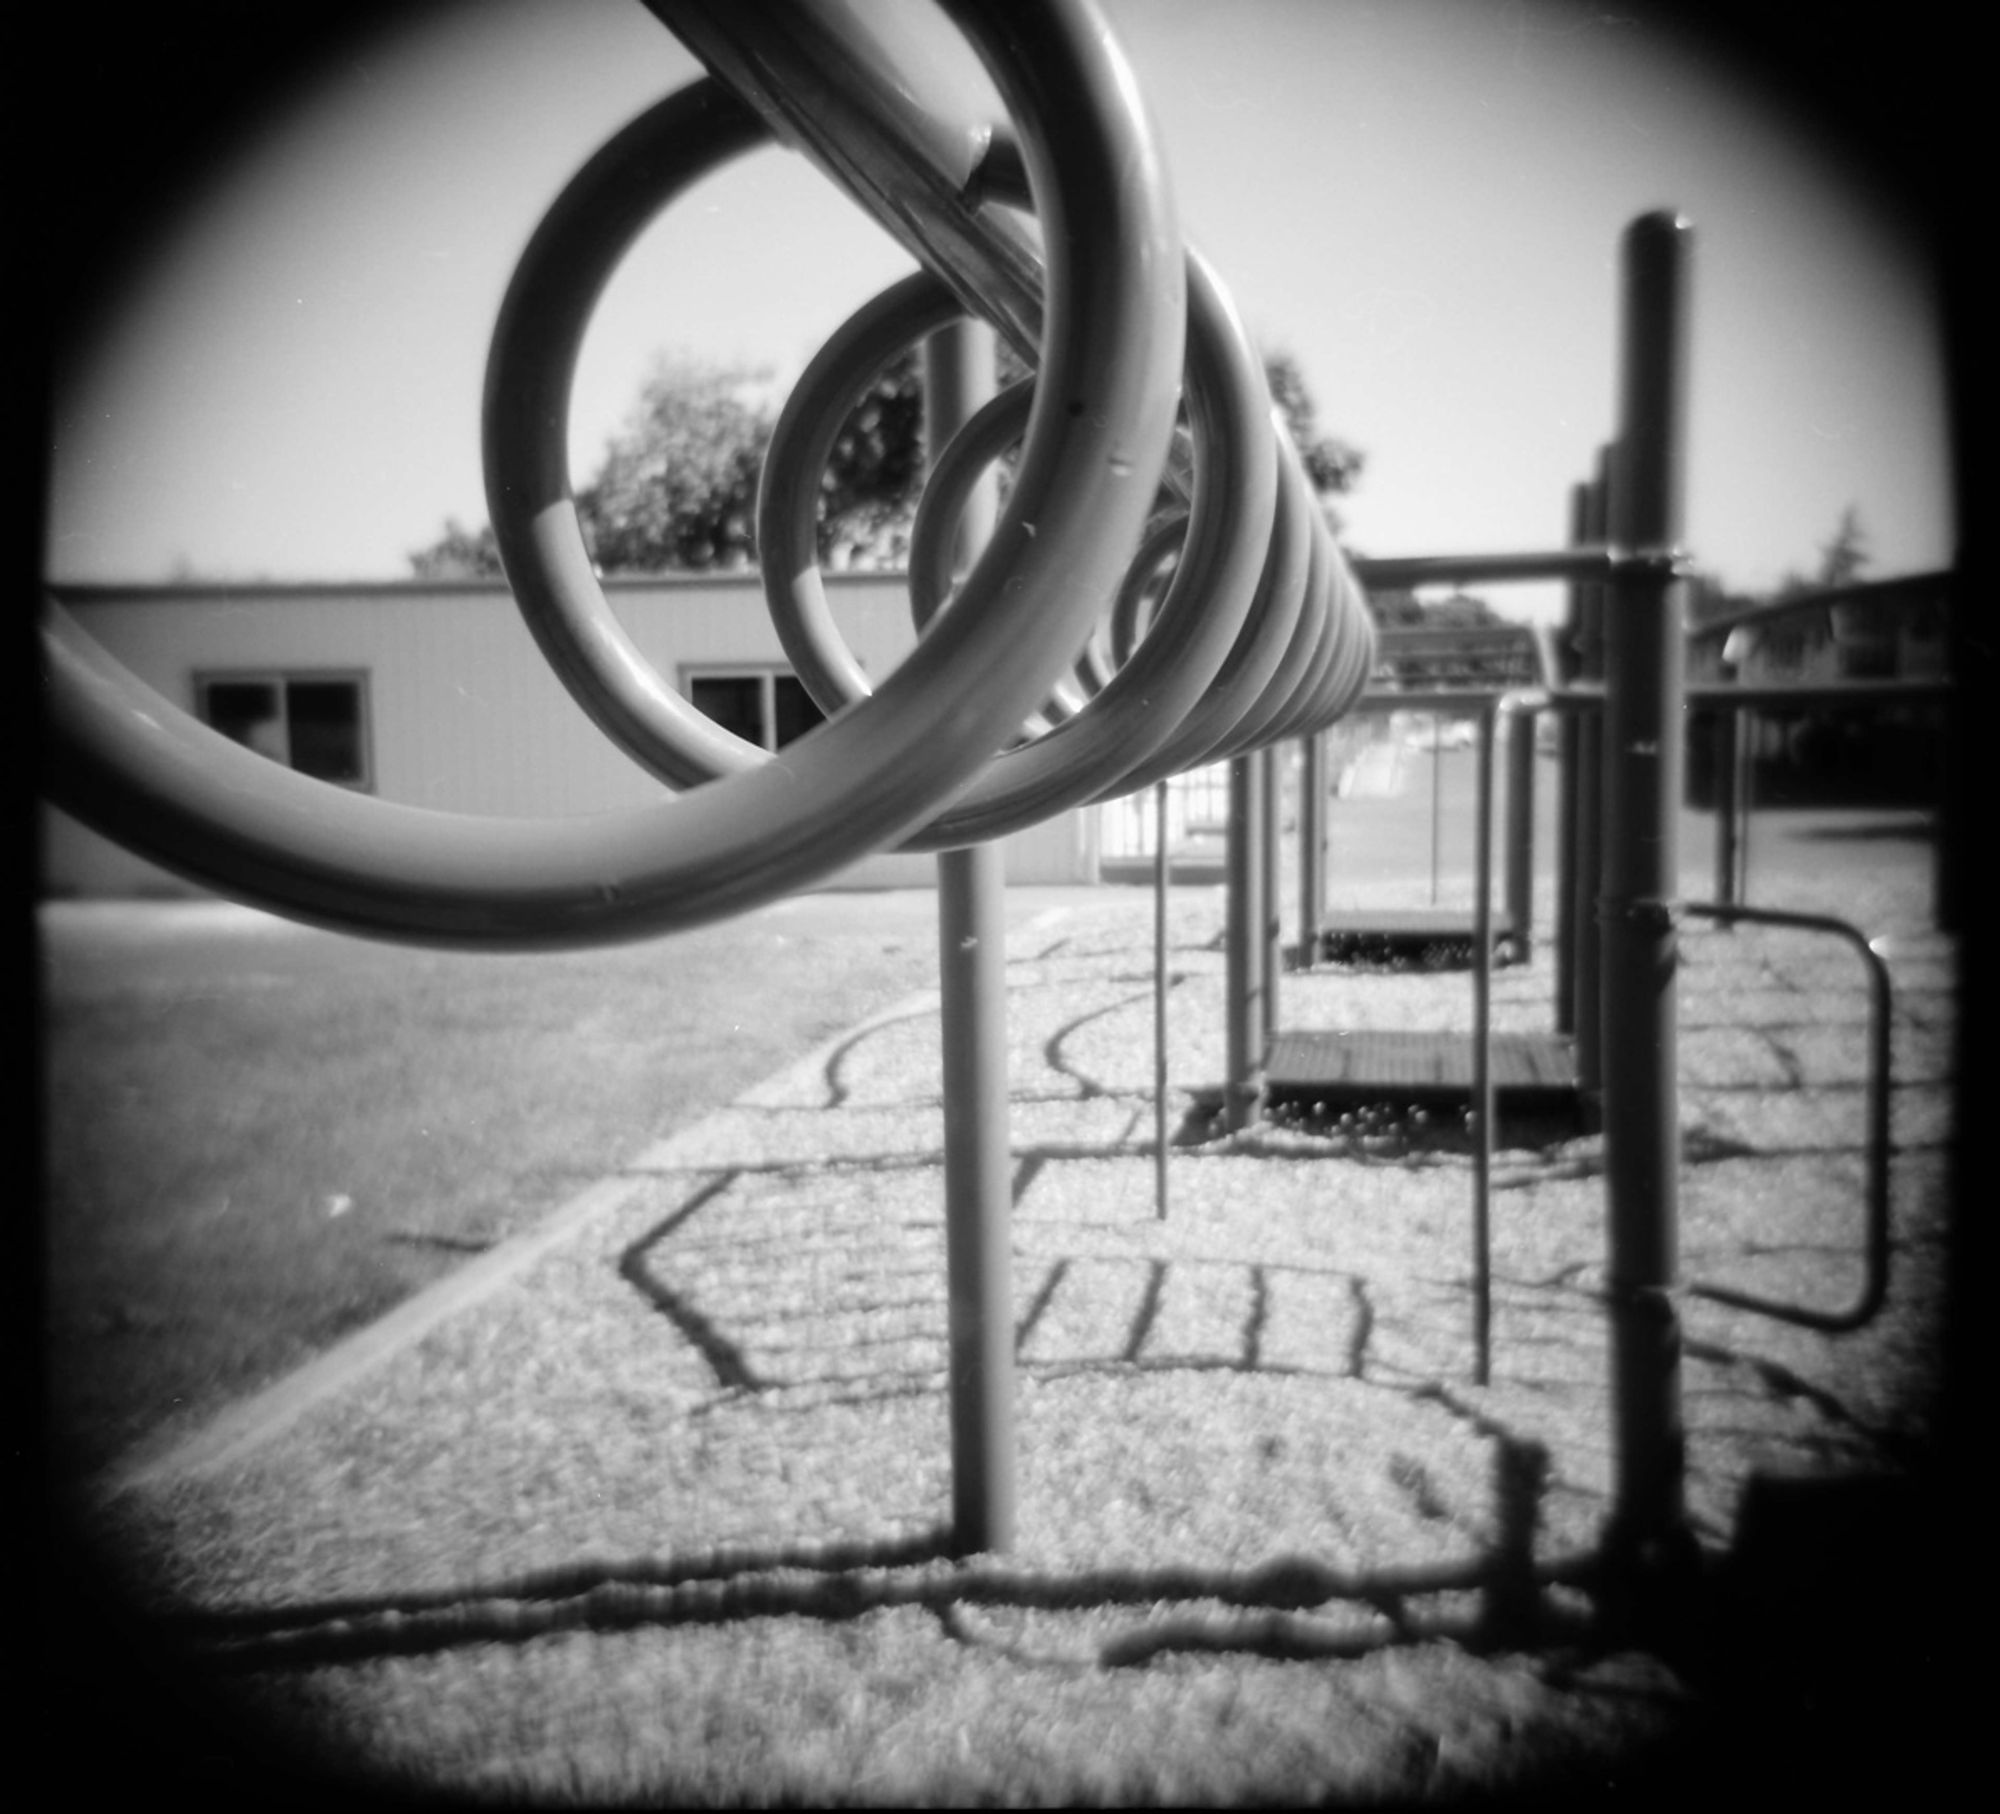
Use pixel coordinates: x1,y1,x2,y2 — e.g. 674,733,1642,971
41,0,1373,948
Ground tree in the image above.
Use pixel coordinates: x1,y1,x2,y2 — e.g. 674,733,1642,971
579,356,774,573
1815,505,1869,589
409,354,930,577
410,340,1364,576
1363,588,1499,630
810,347,926,572
408,516,501,581
1261,349,1364,505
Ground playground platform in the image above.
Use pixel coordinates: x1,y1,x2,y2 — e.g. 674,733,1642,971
80,866,1957,1803
1310,906,1522,968
1264,1025,1578,1119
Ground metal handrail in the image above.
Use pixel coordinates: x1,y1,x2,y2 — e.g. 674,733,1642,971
1469,687,1552,1383
1679,901,1896,1333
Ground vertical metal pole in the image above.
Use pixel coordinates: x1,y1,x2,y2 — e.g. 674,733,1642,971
1573,450,1610,1102
1224,753,1263,1132
1260,742,1281,1051
1554,483,1588,1035
1503,702,1535,960
1733,704,1754,905
1225,756,1250,1130
927,319,1014,1556
1298,732,1327,969
1600,212,1694,1582
1154,778,1170,1219
1471,701,1497,1385
1713,706,1740,907
1429,713,1444,904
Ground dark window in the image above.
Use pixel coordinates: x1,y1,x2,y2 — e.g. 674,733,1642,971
196,673,370,789
685,669,826,751
285,681,367,783
202,680,284,759
772,675,827,747
689,674,767,746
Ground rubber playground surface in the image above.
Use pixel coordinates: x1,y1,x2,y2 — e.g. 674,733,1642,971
63,798,1964,1804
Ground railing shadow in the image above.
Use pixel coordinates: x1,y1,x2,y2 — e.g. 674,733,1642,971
155,1428,1608,1678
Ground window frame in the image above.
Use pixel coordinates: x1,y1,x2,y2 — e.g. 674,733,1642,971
192,668,374,792
678,664,826,752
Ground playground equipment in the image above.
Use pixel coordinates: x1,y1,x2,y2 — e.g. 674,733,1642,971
1218,259,1938,1416
44,0,1932,1608
42,0,1372,1558
1300,619,1550,968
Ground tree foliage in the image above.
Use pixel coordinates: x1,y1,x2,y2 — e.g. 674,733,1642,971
1740,505,1874,605
1815,504,1869,589
1261,348,1364,502
410,341,1363,577
580,356,771,573
408,515,502,582
1365,589,1500,628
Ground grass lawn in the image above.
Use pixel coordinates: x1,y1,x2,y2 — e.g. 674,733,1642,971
38,900,943,1482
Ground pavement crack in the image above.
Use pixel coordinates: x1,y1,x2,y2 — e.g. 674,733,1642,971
382,1230,496,1254
1758,1028,1807,1088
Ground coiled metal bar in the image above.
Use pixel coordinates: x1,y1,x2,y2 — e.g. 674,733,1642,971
44,0,1374,948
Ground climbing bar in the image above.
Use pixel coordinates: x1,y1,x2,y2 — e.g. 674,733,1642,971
44,0,1374,946
1349,546,1679,591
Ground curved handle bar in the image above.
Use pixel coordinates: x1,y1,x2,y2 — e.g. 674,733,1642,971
1680,900,1895,1333
749,245,1275,849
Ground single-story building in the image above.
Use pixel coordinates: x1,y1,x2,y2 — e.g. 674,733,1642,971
1681,570,1951,807
41,574,1228,898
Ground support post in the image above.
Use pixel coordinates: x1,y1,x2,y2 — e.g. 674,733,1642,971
1154,778,1170,1219
1297,732,1327,969
1224,753,1265,1131
1573,450,1610,1102
1712,706,1741,907
1599,212,1695,1591
1429,712,1444,904
1731,704,1754,905
1503,702,1535,960
1553,482,1588,1035
1471,700,1497,1384
927,319,1014,1556
1260,742,1282,1051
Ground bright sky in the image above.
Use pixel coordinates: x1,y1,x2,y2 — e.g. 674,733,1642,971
43,0,1953,625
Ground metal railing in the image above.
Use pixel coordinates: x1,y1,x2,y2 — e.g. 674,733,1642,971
1679,901,1896,1333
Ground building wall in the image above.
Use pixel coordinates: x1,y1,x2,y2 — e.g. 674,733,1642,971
42,576,1103,896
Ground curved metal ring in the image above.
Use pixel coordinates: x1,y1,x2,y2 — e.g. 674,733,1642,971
42,1,1186,944
483,81,774,790
756,236,1278,850
1104,431,1320,792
